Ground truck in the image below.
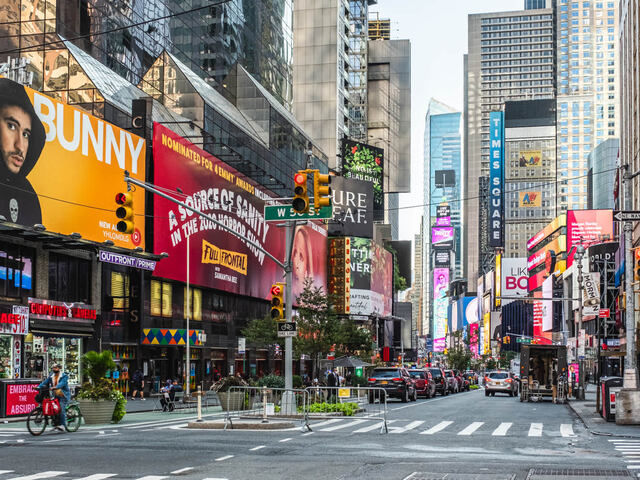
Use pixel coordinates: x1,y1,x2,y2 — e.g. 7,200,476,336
519,344,567,402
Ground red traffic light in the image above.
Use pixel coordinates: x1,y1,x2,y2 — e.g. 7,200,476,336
294,173,306,185
115,192,130,204
270,284,282,296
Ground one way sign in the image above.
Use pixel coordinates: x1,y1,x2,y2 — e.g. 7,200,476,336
613,211,640,222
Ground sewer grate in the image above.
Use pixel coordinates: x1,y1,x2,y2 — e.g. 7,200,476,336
526,468,632,479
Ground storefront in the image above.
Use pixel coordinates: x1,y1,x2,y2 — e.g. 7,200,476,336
26,298,97,386
0,305,29,379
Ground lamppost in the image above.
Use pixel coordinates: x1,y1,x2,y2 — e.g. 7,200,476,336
574,243,586,400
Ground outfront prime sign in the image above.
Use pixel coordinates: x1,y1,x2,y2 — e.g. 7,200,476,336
489,111,504,247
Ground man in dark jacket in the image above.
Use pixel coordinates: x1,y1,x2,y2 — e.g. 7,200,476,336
0,78,46,226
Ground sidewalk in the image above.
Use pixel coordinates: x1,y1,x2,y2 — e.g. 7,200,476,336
568,383,640,437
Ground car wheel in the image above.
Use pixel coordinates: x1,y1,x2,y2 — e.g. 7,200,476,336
402,389,409,403
444,387,449,396
485,390,489,397
509,391,514,397
491,392,495,397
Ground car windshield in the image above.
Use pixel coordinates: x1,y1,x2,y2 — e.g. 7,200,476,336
489,372,509,379
372,369,400,378
445,371,453,377
429,369,442,377
409,371,425,379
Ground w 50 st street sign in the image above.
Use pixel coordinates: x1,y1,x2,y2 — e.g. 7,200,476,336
264,204,332,221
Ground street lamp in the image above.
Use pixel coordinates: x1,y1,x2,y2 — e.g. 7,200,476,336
574,243,586,401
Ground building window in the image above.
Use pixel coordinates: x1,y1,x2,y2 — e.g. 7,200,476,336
184,287,202,321
150,280,172,317
0,243,34,299
49,253,91,304
110,271,130,312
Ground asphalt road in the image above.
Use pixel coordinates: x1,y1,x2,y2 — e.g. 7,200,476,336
0,388,635,480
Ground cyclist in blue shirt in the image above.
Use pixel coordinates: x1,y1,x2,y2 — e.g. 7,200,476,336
38,363,70,431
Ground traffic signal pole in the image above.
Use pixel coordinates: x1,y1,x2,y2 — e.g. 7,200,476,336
284,221,295,399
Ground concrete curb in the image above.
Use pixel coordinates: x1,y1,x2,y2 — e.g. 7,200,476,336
187,420,296,430
566,400,640,439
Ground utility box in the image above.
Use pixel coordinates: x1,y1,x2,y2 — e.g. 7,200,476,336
601,376,623,422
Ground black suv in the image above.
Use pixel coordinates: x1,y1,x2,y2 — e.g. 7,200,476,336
368,367,417,402
429,367,449,396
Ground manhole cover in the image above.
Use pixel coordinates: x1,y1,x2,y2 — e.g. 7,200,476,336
527,468,632,479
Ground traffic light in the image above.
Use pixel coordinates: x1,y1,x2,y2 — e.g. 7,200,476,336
270,283,285,320
313,171,332,209
292,172,309,213
634,248,640,282
115,192,134,234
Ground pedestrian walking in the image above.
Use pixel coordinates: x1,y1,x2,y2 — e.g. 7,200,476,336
131,369,145,400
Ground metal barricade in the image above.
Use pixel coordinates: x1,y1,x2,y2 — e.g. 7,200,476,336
223,386,310,431
304,386,388,434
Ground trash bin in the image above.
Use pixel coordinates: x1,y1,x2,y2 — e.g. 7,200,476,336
601,376,623,422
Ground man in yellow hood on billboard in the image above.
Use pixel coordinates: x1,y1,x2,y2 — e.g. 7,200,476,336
0,78,46,226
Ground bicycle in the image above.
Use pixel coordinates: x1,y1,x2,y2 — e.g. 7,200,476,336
27,386,82,436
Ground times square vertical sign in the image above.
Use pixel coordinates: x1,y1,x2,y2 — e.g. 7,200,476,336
489,111,504,248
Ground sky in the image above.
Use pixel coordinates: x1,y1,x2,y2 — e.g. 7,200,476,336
371,0,522,246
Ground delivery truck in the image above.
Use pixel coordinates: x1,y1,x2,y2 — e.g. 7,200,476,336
519,344,567,403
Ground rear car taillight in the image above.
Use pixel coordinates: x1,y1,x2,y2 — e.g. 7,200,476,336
392,377,403,383
484,376,490,383
505,379,512,383
368,378,376,383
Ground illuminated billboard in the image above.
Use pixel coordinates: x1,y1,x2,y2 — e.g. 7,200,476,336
567,210,613,267
341,140,384,221
0,78,146,248
489,111,504,247
433,268,449,339
431,226,454,246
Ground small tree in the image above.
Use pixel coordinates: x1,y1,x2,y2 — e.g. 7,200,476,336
335,317,373,359
444,331,471,371
241,314,281,349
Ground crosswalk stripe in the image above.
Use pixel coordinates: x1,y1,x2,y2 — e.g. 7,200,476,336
214,455,234,462
458,422,484,436
492,422,512,436
319,420,368,432
627,466,640,470
309,419,343,429
421,421,453,435
73,475,117,480
528,423,543,437
0,473,14,476
8,473,68,480
390,421,424,433
353,420,395,433
134,477,168,480
560,424,575,437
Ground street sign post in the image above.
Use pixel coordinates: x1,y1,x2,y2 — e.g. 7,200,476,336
277,322,297,338
265,204,332,221
614,211,640,222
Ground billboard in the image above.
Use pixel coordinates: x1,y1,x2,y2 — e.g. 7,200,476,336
431,226,454,246
433,268,449,339
347,237,393,317
341,140,384,221
489,111,504,247
542,275,553,332
328,177,373,238
0,78,146,248
519,150,542,167
501,258,528,304
152,123,327,301
389,240,411,285
519,192,542,208
527,214,566,251
434,250,450,268
567,210,613,267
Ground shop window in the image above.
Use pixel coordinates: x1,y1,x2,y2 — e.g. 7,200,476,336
111,271,130,311
0,243,34,299
48,252,90,303
150,279,172,317
184,287,202,321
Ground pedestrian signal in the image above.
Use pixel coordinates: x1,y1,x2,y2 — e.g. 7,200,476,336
270,283,285,320
312,171,332,209
292,172,309,213
115,192,134,234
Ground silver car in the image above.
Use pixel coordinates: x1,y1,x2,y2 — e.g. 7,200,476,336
484,371,518,397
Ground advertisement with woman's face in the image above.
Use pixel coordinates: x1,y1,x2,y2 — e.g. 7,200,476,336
292,223,327,301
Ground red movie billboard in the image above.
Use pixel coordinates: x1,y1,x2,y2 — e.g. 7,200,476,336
152,124,326,301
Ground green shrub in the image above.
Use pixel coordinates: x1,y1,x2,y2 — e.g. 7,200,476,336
306,402,358,416
111,390,127,423
292,375,303,388
470,384,479,390
350,376,369,387
258,374,285,389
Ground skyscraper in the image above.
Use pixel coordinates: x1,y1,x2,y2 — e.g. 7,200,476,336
525,0,552,9
555,0,620,212
465,6,555,283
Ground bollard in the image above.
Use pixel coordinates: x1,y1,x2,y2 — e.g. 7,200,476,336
262,386,268,424
196,386,203,422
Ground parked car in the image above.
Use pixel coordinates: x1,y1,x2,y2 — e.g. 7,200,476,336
428,367,449,396
454,370,470,391
368,367,417,402
484,370,518,397
464,370,478,385
408,369,436,399
444,369,460,393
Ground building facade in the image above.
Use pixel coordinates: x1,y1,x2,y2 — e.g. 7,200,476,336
504,99,557,258
587,138,619,210
555,0,619,211
465,7,555,282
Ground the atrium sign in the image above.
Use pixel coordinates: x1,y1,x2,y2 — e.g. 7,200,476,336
489,111,504,247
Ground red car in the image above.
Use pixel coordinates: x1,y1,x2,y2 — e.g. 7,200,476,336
408,369,436,398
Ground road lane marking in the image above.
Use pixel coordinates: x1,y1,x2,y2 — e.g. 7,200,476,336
135,477,168,480
390,421,424,434
8,473,68,480
353,420,395,433
73,475,117,480
458,422,484,436
302,432,314,436
170,468,194,474
319,420,368,432
0,473,14,476
214,455,234,462
308,419,342,428
421,421,453,435
528,423,543,437
43,438,69,443
201,478,229,480
492,422,512,436
560,424,575,437
627,466,640,470
250,445,266,451
279,437,292,443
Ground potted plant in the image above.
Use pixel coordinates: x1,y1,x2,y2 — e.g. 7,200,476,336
210,376,247,411
76,350,126,424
